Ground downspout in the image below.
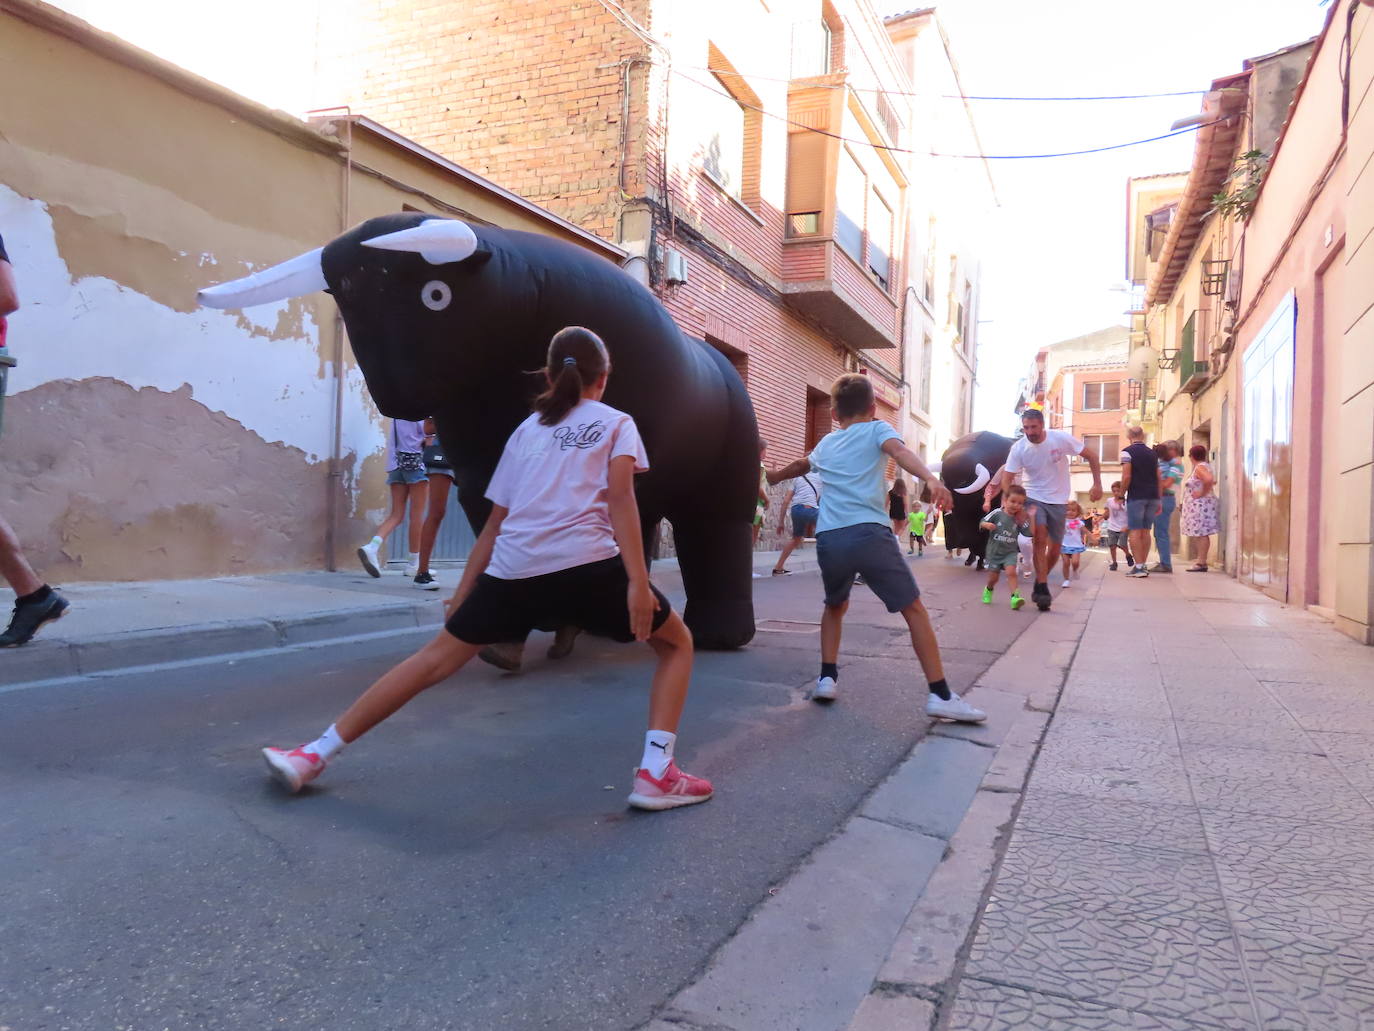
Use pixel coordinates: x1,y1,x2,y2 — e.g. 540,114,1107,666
312,107,352,571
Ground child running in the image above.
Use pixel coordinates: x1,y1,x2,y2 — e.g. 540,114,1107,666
1104,481,1133,571
979,484,1031,610
262,327,712,811
1060,500,1087,588
908,506,928,556
768,374,985,723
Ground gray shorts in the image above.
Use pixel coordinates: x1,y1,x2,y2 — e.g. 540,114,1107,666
1106,528,1129,548
817,523,919,612
1027,499,1066,544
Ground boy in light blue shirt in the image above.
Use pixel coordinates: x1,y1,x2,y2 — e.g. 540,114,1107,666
768,375,986,723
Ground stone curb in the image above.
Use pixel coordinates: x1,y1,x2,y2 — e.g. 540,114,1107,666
0,602,444,691
844,575,1099,1031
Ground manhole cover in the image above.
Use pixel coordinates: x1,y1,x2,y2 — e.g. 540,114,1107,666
756,619,822,634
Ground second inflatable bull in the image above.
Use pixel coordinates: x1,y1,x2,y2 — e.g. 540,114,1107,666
938,431,1016,568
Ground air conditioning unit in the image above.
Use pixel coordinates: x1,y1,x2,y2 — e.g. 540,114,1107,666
664,248,688,286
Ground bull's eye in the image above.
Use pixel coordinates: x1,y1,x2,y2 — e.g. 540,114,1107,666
421,280,452,311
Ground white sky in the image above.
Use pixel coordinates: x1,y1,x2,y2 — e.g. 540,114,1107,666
54,0,1330,435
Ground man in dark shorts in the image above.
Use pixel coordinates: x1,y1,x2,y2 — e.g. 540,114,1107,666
999,408,1102,611
0,232,70,646
1120,425,1162,578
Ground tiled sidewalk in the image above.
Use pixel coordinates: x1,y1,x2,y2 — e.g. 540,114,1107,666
947,568,1374,1030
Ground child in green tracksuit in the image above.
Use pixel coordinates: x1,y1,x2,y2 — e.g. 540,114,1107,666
908,508,927,555
980,484,1032,610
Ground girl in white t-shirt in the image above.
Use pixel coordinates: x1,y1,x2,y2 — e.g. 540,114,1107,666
1060,501,1087,588
262,327,712,811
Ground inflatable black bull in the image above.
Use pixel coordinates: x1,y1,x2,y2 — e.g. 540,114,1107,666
200,213,759,649
938,431,1015,564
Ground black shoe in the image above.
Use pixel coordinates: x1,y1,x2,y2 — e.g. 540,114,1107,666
0,591,70,647
1124,553,1135,566
1108,562,1118,571
412,571,441,591
964,553,976,567
1031,584,1052,612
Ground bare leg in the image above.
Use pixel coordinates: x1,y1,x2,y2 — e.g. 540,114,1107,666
1194,535,1212,566
375,482,409,545
335,630,481,742
646,611,694,733
417,475,451,574
985,567,999,591
1130,528,1152,568
774,535,802,573
405,480,430,555
899,598,945,683
821,600,848,664
0,514,42,597
1032,522,1052,582
1005,566,1018,595
1061,553,1071,580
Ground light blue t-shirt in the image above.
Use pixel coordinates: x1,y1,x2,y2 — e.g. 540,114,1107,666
808,419,902,533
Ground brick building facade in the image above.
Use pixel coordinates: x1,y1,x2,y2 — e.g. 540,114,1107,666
313,0,979,541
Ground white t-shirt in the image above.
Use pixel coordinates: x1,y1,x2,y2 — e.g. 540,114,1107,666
484,399,648,580
1004,430,1083,505
790,473,821,508
1105,496,1129,531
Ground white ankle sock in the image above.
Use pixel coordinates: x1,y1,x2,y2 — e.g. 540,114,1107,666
368,535,382,548
407,551,419,566
640,730,676,778
306,724,346,761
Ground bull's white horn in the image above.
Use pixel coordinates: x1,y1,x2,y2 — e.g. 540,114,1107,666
954,463,991,494
927,460,943,476
362,219,478,264
198,248,327,309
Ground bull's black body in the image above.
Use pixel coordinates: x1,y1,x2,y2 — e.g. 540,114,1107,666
939,431,1015,561
319,213,758,649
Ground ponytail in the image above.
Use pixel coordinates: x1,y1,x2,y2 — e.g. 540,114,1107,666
532,325,609,425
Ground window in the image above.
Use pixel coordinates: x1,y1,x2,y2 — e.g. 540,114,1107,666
703,72,745,197
1081,381,1122,411
835,147,866,265
789,19,831,79
867,188,892,288
918,333,932,413
786,130,827,237
1079,433,1120,464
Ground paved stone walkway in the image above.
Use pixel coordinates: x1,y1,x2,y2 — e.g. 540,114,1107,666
946,567,1374,1030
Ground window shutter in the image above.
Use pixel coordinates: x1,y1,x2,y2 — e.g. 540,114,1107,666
786,131,827,214
1105,381,1121,409
836,147,865,263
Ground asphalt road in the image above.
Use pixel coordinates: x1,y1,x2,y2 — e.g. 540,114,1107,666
0,554,1031,1031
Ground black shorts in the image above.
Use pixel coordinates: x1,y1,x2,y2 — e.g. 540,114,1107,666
444,556,672,645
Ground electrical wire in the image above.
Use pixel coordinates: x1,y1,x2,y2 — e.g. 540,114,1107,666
684,65,1211,102
676,70,1220,159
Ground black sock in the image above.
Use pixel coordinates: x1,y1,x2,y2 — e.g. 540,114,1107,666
16,585,52,606
820,662,839,681
1034,581,1047,593
928,678,951,701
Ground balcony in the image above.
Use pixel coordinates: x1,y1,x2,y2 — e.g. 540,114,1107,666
780,77,902,351
781,238,899,350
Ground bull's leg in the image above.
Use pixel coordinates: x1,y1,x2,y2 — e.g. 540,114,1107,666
670,515,756,650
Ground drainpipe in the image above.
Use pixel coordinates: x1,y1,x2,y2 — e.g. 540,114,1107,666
311,108,352,571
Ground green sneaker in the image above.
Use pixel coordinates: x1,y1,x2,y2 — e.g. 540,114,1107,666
982,587,993,605
1010,593,1025,610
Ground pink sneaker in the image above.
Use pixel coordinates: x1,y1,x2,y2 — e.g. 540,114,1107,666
262,746,326,793
627,761,713,811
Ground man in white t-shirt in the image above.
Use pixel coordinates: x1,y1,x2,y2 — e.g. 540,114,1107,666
999,408,1102,611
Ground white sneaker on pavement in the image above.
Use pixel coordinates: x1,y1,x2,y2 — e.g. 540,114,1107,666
925,692,986,723
813,676,837,702
357,540,382,578
1061,578,1071,588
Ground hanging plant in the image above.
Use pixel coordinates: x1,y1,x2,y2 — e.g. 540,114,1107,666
1211,150,1268,223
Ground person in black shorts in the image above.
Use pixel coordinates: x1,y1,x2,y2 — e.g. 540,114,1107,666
262,327,713,811
0,232,70,646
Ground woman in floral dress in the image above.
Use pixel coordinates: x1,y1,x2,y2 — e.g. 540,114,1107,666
1181,444,1219,571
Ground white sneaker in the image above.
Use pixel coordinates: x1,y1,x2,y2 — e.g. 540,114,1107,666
926,691,987,723
813,676,837,702
404,561,419,579
1061,578,1071,588
357,540,382,578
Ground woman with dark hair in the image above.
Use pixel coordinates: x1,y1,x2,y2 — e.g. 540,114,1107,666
889,477,909,538
1151,441,1184,573
263,326,713,811
1182,443,1219,571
